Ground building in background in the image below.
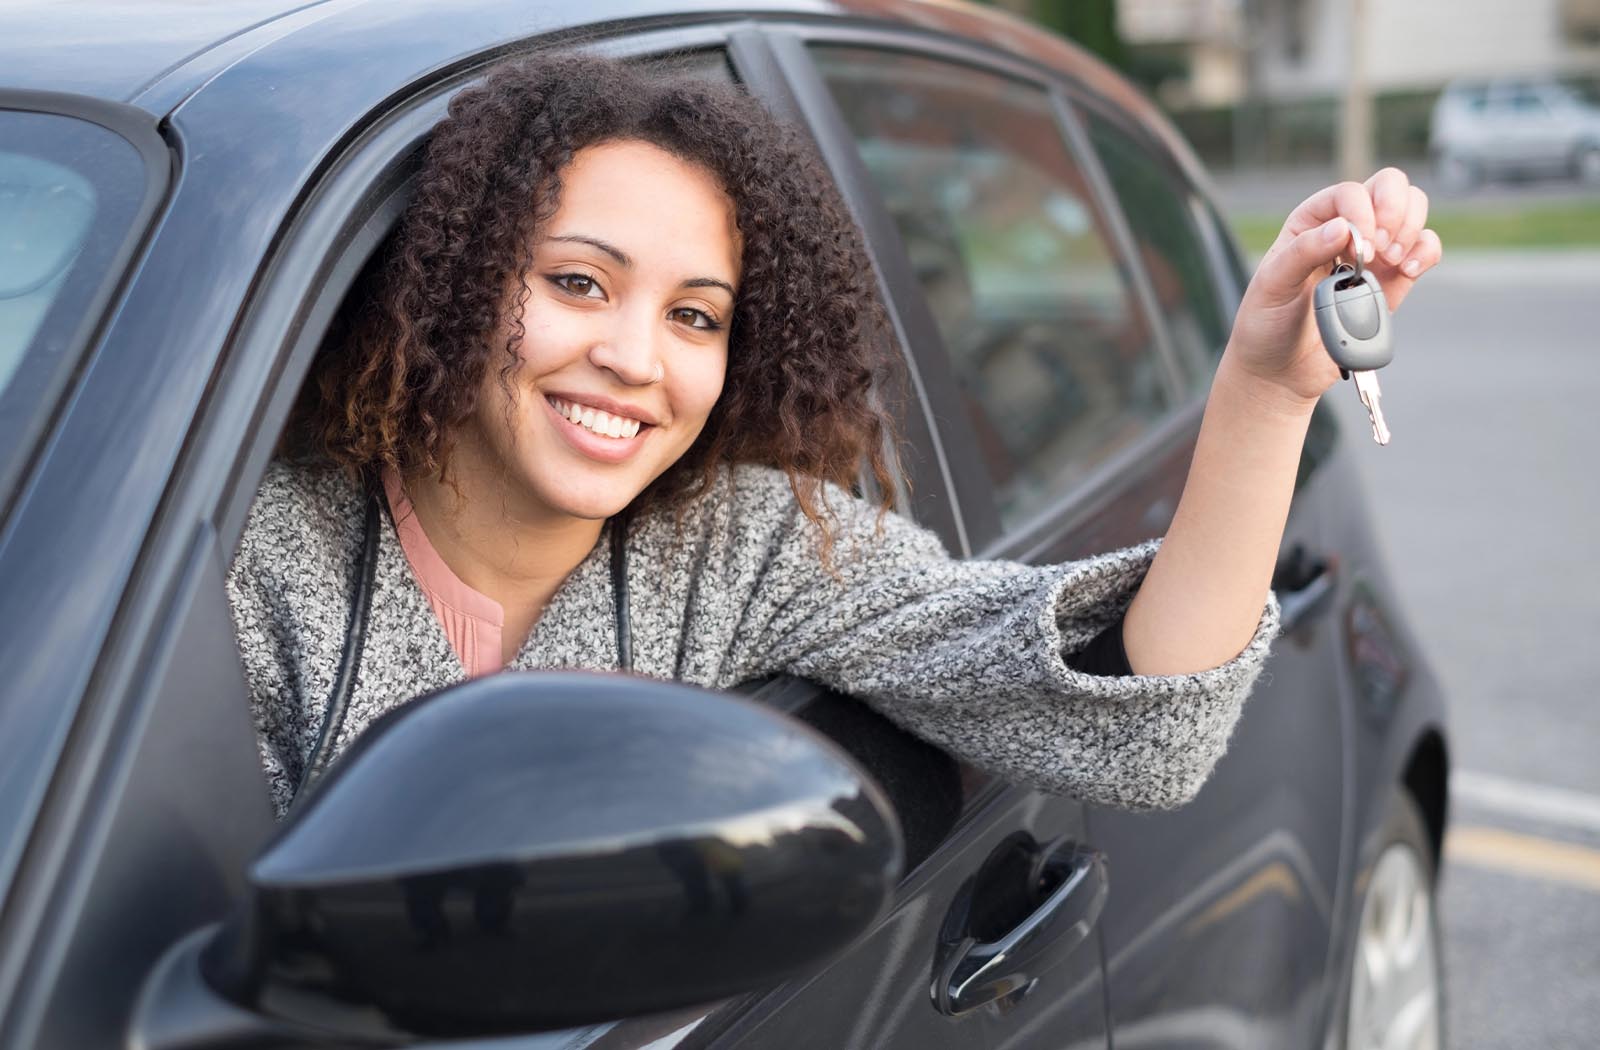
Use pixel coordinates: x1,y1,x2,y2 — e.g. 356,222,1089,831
1116,0,1600,168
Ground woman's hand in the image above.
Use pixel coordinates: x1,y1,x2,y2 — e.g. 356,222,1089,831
1222,167,1444,410
1125,168,1444,675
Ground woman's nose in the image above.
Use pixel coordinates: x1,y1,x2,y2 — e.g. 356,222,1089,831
587,308,663,386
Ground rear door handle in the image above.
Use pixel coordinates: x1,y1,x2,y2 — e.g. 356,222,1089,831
933,841,1108,1016
1274,545,1340,633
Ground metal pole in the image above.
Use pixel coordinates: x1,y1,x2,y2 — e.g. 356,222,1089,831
1339,0,1374,180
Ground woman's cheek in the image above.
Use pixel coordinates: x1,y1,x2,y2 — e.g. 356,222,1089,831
685,352,728,429
513,306,582,371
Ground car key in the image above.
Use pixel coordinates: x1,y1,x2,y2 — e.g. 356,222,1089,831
1314,226,1393,444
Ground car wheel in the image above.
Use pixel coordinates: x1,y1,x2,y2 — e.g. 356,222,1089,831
1575,145,1600,186
1340,790,1444,1050
1434,151,1478,191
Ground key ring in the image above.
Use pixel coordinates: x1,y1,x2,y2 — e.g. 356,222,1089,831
1340,222,1367,281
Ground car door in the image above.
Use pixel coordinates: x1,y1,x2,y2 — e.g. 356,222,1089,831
1068,102,1350,1050
770,28,1191,1050
795,29,1352,1050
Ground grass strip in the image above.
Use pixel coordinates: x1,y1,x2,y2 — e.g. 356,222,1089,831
1228,200,1600,257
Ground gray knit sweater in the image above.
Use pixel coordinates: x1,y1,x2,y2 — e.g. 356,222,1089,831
226,459,1279,817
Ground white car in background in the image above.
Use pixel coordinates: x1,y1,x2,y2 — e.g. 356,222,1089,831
1430,76,1600,188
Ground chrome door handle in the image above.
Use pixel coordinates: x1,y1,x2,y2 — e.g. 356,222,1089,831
1274,546,1340,633
933,842,1108,1017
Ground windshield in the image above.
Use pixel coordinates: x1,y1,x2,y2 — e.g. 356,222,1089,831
0,110,147,497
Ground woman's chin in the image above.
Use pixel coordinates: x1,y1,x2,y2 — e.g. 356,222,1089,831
541,475,648,522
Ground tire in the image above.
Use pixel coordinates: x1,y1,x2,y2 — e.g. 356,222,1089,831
1333,789,1445,1050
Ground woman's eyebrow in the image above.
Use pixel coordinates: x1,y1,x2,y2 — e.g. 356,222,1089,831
685,276,736,296
550,234,733,295
550,234,631,265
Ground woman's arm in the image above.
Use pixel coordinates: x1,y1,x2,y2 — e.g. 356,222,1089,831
717,466,1275,809
1123,169,1443,676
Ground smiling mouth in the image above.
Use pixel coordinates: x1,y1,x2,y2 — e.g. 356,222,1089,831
546,396,648,440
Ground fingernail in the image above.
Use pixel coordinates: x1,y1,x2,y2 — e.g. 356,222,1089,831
1362,242,1375,263
1374,228,1391,252
1385,242,1405,264
1403,259,1421,277
1324,219,1346,243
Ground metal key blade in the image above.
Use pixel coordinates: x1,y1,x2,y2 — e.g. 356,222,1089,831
1351,370,1391,445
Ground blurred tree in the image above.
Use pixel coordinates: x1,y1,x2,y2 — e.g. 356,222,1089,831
983,0,1128,71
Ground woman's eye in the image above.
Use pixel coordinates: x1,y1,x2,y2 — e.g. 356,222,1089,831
671,307,720,331
549,273,605,299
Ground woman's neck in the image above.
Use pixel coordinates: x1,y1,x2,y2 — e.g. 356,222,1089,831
403,461,604,658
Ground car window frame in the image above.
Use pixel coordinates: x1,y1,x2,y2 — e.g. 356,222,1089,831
188,15,980,871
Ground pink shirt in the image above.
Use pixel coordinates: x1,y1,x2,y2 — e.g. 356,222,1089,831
383,470,506,677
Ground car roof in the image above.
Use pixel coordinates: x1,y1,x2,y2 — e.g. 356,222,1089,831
1,0,1152,122
0,0,346,101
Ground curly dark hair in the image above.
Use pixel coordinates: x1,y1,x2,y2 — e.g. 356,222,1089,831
302,49,901,537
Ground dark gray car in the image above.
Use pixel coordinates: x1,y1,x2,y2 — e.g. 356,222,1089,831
0,2,1451,1048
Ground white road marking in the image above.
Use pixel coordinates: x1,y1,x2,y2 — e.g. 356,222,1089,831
1422,250,1600,287
1452,770,1600,835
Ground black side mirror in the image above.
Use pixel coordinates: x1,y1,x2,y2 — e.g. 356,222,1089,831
137,672,901,1045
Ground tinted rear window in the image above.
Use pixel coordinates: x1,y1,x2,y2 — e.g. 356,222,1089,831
0,110,147,498
813,47,1171,529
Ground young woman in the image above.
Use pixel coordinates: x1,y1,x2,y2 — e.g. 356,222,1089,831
227,52,1442,818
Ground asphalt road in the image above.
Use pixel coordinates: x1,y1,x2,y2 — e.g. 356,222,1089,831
1318,250,1600,1049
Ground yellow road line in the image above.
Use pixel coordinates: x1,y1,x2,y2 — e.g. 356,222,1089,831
1445,825,1600,893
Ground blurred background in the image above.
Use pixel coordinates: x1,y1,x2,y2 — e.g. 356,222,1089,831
975,1,1600,1047
986,0,1600,249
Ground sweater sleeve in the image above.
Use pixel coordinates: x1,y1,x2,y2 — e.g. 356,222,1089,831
724,473,1279,811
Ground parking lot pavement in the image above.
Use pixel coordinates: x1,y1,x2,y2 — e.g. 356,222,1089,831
1443,791,1600,1050
1319,251,1600,1049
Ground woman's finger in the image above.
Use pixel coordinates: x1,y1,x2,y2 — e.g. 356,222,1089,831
1383,185,1429,268
1261,216,1357,295
1399,228,1443,280
1281,181,1377,256
1381,228,1443,313
1363,167,1413,255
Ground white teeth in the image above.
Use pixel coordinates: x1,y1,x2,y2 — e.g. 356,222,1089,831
549,397,644,439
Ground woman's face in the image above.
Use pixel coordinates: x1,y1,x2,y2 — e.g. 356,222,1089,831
463,139,740,523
